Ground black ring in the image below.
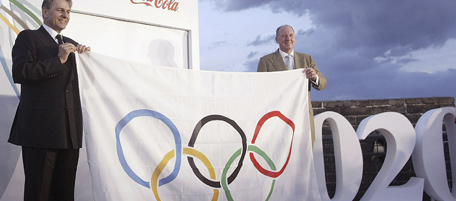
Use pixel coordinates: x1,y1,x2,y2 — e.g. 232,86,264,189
187,115,247,188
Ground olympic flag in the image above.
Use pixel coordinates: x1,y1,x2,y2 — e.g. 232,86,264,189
78,52,320,201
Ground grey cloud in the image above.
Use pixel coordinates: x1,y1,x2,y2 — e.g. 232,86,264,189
247,35,275,46
247,51,258,59
208,41,228,49
395,58,418,65
211,0,275,11
313,66,456,101
243,59,260,72
297,29,314,37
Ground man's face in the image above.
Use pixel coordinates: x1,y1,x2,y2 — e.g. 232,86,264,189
42,0,71,33
275,26,295,54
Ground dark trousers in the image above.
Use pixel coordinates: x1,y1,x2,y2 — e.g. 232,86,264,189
22,147,79,201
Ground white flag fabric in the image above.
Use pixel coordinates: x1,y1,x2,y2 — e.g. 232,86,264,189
77,53,321,201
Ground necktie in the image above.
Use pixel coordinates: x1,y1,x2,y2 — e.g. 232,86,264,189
286,55,293,70
56,34,63,45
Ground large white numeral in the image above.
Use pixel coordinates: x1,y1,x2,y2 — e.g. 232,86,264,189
313,111,363,201
413,107,456,201
358,112,424,201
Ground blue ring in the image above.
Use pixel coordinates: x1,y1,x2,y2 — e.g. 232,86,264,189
115,109,182,188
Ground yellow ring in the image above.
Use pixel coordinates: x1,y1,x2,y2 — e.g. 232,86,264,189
151,148,219,201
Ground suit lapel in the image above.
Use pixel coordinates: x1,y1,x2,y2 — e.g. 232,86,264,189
270,50,287,71
38,26,58,51
294,52,302,69
294,52,309,69
37,26,70,72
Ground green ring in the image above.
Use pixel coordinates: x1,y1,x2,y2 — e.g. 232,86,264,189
221,145,276,201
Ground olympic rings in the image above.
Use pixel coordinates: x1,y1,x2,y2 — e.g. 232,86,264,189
116,109,296,200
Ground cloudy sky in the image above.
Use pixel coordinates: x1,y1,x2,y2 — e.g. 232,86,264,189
198,0,456,102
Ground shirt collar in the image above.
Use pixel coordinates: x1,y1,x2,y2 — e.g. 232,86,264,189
278,49,294,58
42,24,62,40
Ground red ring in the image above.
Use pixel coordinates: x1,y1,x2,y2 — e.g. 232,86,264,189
250,111,295,178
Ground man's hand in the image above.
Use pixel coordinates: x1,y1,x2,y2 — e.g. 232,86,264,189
58,43,77,63
58,43,91,63
303,68,317,82
76,44,91,54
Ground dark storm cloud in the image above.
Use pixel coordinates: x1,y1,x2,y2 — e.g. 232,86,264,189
240,0,455,57
215,0,456,56
312,2,455,58
209,0,456,101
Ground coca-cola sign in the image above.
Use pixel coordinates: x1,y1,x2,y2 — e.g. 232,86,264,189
130,0,179,11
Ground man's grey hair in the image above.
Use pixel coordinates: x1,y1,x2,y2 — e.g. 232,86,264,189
276,25,295,37
42,0,72,9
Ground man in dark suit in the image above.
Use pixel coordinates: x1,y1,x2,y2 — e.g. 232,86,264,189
257,25,327,145
8,0,90,200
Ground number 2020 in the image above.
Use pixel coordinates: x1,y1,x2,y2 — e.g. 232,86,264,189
312,107,456,201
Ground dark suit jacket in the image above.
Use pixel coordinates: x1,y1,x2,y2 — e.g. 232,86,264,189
257,49,327,143
8,26,83,149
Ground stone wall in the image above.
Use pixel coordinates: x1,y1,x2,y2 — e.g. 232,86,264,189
312,97,455,201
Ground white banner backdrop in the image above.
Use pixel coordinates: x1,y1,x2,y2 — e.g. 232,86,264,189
77,52,320,201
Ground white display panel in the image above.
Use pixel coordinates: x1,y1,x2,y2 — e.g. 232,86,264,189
66,12,190,69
